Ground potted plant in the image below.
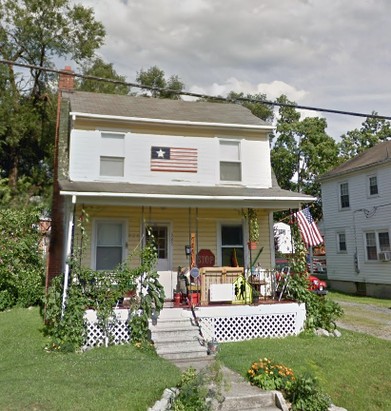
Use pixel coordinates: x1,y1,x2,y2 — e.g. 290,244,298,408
252,287,260,304
244,208,259,249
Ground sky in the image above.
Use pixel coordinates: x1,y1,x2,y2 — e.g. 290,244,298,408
73,0,391,140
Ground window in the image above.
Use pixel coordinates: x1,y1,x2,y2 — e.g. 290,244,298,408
337,232,347,253
339,182,350,209
146,226,168,259
100,156,124,177
95,221,125,270
365,231,390,260
221,225,244,266
368,175,378,196
219,141,241,182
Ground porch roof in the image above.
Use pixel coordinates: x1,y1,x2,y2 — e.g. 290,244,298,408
59,179,315,209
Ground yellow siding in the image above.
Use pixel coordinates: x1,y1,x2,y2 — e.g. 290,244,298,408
73,205,272,270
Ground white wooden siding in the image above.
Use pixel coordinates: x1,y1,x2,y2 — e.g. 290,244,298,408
322,163,391,285
69,130,272,188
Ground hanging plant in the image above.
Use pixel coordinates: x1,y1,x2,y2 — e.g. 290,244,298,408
243,208,260,243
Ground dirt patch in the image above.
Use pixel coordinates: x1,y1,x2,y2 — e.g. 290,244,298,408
336,301,391,341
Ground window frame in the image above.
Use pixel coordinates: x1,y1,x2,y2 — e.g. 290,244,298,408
367,174,379,197
364,229,390,261
219,140,242,182
339,182,350,210
218,222,244,267
99,156,125,177
336,231,347,253
92,219,127,271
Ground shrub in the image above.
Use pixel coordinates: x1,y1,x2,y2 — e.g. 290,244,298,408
247,358,295,393
286,374,331,411
0,207,45,310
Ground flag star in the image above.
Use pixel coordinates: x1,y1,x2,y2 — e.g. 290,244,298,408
156,148,165,158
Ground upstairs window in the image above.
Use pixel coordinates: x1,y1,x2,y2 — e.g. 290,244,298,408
368,175,378,196
220,141,241,182
100,156,124,177
339,182,350,209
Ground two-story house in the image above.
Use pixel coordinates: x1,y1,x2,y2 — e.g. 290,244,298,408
320,140,391,298
47,69,313,302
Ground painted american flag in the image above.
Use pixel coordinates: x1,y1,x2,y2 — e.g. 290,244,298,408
295,207,323,247
150,146,198,173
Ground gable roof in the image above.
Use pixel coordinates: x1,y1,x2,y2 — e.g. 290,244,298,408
320,140,391,181
62,91,272,129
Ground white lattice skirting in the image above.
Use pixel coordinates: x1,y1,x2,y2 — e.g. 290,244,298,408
83,303,306,349
195,303,306,343
84,309,130,349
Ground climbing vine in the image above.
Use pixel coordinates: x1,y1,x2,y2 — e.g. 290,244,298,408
44,212,165,351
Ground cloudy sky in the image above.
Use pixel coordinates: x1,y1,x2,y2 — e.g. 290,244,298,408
75,0,391,139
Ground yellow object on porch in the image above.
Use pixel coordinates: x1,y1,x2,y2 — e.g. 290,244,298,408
232,275,252,304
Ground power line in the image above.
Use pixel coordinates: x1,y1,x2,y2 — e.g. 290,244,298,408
2,58,391,121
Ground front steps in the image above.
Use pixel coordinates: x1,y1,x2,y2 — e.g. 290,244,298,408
149,307,209,361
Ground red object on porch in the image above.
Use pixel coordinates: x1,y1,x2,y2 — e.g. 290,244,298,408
190,292,199,305
196,249,215,268
248,241,257,250
174,292,181,307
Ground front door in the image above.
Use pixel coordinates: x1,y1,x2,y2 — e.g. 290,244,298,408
147,225,170,271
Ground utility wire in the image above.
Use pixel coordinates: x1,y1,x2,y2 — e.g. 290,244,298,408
2,58,391,121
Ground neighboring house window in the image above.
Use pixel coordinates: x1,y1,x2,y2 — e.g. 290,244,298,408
337,232,347,253
100,156,124,177
368,175,378,196
219,141,241,182
221,224,244,266
95,221,125,270
365,231,390,260
339,182,350,209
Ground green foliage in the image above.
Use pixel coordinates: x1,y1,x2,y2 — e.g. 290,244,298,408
136,65,185,99
339,114,391,160
77,57,131,95
247,358,330,411
0,0,105,199
0,207,45,310
227,91,274,122
286,224,343,331
247,358,296,392
44,217,165,351
243,208,260,242
287,374,331,411
173,362,225,411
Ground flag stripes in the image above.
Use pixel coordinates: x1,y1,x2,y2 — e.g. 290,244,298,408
151,146,198,172
295,207,323,247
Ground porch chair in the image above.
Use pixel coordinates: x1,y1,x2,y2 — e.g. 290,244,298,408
275,266,291,301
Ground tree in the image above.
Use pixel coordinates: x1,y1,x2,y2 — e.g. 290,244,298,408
136,65,184,99
271,95,339,216
227,91,274,123
0,0,105,202
338,114,391,160
77,57,130,95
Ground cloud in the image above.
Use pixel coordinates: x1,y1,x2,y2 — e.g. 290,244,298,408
74,0,391,138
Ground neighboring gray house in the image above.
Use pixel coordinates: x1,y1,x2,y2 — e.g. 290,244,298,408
320,140,391,298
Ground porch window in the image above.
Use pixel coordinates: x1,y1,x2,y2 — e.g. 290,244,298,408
365,231,390,260
100,156,124,177
368,175,378,196
95,221,125,270
219,141,241,182
221,225,244,266
339,182,350,209
337,232,347,253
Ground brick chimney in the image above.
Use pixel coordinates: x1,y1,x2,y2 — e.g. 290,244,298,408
58,66,75,91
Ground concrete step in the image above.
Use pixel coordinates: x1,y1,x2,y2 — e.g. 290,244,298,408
158,350,209,361
151,328,201,343
220,392,279,410
155,339,206,354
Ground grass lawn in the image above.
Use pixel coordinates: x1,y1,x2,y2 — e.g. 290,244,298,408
218,330,391,411
0,307,181,411
328,290,391,309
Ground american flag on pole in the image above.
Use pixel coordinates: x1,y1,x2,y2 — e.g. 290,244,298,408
295,207,323,247
150,146,198,173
